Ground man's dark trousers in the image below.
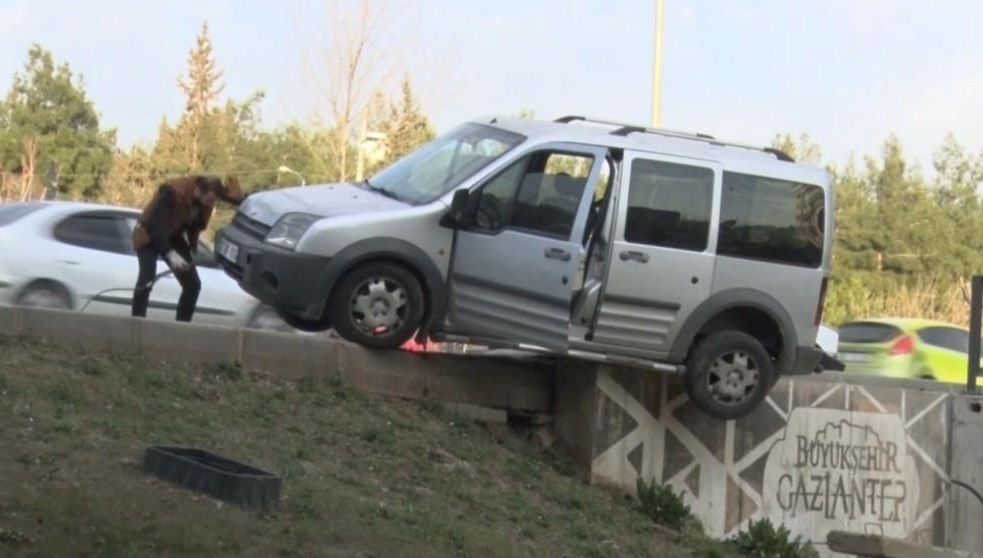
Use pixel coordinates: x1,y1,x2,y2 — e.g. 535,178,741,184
132,235,201,322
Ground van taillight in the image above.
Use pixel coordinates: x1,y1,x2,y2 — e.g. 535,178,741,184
815,277,829,326
890,335,915,356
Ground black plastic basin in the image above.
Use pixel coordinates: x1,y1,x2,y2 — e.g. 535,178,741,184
142,446,281,513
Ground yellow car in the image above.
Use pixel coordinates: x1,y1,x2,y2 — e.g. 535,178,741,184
836,318,977,384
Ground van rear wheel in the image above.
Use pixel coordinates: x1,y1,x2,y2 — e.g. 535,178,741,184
327,262,425,350
684,331,775,421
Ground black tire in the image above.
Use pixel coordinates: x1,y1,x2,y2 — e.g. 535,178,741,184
684,331,775,421
16,280,72,310
326,262,425,350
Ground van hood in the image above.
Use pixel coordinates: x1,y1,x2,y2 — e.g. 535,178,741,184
238,183,408,226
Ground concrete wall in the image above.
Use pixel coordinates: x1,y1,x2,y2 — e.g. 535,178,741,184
0,305,554,414
554,364,983,557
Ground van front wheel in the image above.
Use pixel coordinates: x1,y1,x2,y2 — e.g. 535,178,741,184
327,262,425,350
684,331,775,421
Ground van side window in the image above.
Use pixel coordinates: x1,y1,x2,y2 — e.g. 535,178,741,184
718,172,824,268
473,151,594,239
624,159,713,251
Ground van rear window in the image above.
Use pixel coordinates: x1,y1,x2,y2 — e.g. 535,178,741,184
718,172,824,268
839,322,903,343
0,203,44,227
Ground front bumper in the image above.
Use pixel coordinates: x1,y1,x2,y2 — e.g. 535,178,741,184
214,220,330,321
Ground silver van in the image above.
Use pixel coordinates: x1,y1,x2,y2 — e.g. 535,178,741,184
214,116,834,420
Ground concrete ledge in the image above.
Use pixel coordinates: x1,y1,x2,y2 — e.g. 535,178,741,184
16,306,139,354
336,343,430,401
419,352,554,412
440,402,508,424
827,531,983,558
136,318,240,365
0,304,23,336
811,369,964,394
0,305,553,414
240,329,341,379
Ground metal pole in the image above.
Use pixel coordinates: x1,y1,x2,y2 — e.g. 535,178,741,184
44,162,57,201
968,275,982,394
356,106,368,183
651,0,664,127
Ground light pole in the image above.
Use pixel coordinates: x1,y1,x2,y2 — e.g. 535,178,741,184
651,0,664,128
277,165,306,186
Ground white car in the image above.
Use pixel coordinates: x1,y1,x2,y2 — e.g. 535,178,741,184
0,200,289,330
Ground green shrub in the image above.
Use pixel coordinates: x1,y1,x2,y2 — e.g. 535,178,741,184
634,478,693,530
728,518,818,558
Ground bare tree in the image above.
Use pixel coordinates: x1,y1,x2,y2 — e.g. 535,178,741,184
292,0,404,182
16,137,39,201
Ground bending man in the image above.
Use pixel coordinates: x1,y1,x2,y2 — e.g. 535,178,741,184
131,175,245,322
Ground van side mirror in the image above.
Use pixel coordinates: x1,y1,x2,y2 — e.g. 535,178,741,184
441,189,473,229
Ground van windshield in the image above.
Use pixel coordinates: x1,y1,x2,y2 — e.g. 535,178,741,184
364,123,525,205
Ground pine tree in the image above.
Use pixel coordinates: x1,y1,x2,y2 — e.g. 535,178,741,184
0,44,115,200
770,132,822,164
379,76,434,164
176,21,225,167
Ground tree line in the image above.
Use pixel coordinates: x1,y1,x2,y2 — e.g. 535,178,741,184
0,19,434,212
0,20,979,327
772,132,981,326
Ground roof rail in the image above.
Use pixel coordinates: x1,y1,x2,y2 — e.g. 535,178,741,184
552,115,795,162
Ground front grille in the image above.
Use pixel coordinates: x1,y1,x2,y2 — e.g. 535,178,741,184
233,212,272,240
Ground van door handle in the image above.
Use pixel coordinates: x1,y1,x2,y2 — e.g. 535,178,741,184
544,247,571,261
619,250,649,263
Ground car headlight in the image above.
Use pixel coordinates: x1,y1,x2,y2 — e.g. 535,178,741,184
265,213,320,250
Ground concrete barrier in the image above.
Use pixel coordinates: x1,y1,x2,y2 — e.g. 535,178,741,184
553,363,983,557
0,305,553,414
828,530,983,558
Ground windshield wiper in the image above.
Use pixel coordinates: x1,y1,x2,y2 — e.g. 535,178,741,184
364,180,405,202
372,187,404,202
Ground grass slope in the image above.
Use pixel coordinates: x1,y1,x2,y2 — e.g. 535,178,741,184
0,336,732,558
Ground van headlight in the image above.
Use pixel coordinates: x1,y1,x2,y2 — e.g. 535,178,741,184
265,213,320,250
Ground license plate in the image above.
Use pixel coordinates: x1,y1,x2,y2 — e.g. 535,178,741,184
838,352,872,363
217,238,239,263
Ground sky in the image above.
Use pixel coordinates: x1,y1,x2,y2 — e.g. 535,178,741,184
0,0,980,176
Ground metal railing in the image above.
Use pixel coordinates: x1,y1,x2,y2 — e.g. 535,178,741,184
969,275,982,394
552,115,795,162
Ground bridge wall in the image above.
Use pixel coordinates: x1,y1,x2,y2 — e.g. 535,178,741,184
554,364,983,557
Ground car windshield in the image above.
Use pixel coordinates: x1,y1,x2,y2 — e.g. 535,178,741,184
364,122,525,205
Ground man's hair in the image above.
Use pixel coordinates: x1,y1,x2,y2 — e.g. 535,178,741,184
196,175,243,203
